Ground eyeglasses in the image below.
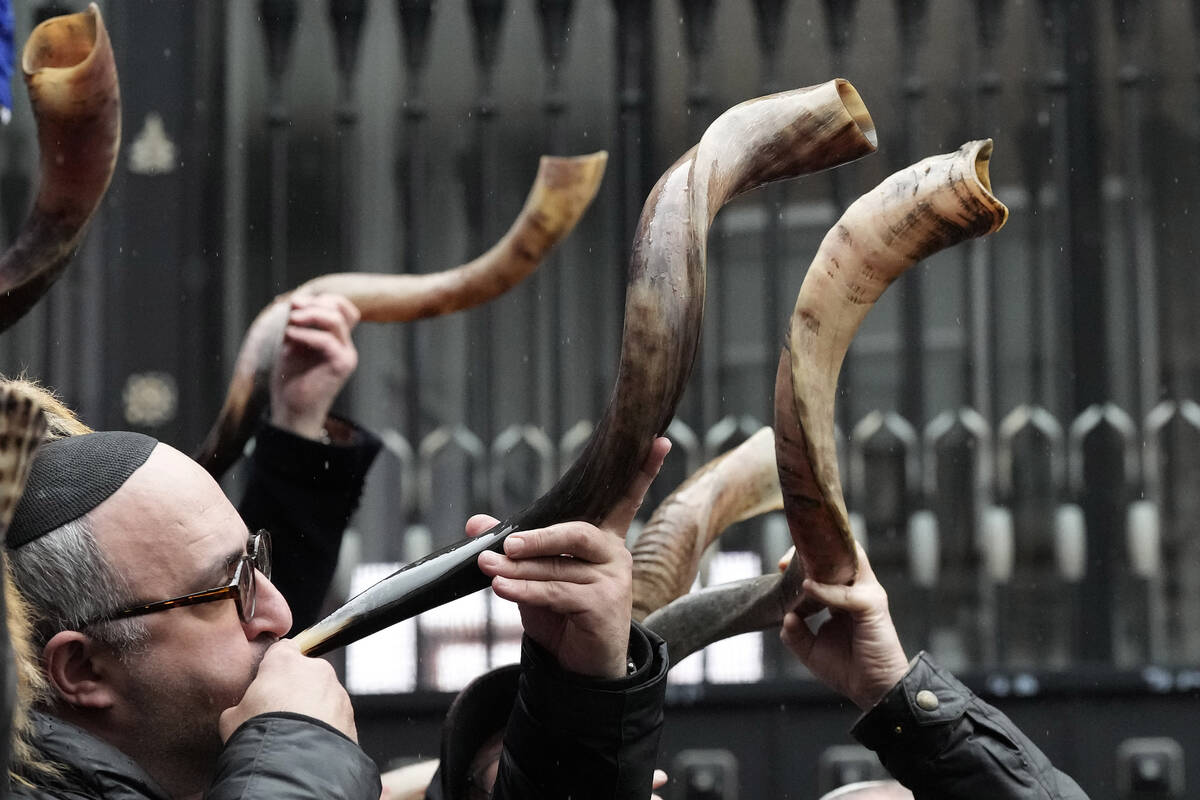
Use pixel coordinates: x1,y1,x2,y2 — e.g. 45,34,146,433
84,530,272,627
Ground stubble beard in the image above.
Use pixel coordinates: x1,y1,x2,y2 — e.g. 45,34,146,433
122,637,273,792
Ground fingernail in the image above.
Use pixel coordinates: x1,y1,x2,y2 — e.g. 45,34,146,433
478,551,500,568
504,536,524,556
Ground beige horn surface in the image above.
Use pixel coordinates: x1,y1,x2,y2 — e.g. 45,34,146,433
643,557,806,667
775,139,1009,597
631,426,782,622
293,79,878,657
193,152,607,477
0,3,120,331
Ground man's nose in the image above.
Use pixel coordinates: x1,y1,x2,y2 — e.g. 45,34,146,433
244,571,293,639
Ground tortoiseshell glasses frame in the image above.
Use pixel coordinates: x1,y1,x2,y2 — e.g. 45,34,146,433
83,530,271,627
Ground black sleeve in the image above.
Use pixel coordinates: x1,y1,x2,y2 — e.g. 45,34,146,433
492,622,669,800
207,712,381,799
237,419,382,633
852,652,1091,800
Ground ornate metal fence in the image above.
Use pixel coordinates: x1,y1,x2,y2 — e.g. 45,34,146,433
0,0,1197,690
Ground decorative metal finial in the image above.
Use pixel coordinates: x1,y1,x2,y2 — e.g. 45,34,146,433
820,0,858,54
751,0,788,70
259,0,300,86
329,0,368,84
397,0,436,75
535,0,575,71
468,0,507,76
973,0,1005,50
680,0,717,64
893,0,929,49
1111,0,1143,40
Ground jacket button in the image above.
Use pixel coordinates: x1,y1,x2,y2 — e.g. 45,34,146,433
915,690,939,711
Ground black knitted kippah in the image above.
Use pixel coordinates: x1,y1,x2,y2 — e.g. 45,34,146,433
7,431,157,549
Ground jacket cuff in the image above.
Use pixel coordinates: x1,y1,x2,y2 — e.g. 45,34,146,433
851,651,971,756
215,712,381,799
250,416,382,490
228,711,358,746
515,621,668,738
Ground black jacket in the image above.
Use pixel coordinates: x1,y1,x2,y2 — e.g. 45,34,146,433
427,622,670,800
12,710,380,799
7,424,384,798
853,652,1091,799
237,420,381,632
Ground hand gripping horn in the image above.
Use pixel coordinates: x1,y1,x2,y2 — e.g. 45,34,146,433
293,80,878,657
644,141,1011,663
0,4,120,331
775,139,1009,598
193,152,607,478
630,427,783,622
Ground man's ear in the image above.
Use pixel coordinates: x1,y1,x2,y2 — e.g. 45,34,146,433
42,631,117,710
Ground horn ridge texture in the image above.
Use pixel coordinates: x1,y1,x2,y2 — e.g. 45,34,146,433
294,80,878,657
643,558,806,667
630,427,782,622
193,152,607,477
0,3,120,331
776,139,1009,590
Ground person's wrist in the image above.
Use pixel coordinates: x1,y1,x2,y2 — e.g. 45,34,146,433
269,404,329,440
602,650,630,680
560,650,628,680
853,657,912,711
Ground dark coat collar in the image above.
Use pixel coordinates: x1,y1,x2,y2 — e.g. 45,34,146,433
15,711,169,799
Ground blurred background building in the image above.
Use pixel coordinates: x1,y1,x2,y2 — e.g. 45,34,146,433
1,0,1198,797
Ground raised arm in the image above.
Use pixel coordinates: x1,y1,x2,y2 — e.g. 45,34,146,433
782,546,1090,800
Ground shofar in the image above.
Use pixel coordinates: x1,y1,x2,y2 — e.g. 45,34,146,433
293,79,879,657
0,3,120,331
193,152,607,478
644,559,806,666
645,141,1010,663
776,139,1009,596
631,427,782,622
0,386,48,788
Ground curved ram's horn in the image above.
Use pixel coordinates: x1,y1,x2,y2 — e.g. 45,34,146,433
293,79,878,657
0,3,120,331
0,385,48,783
193,152,607,477
649,142,1010,661
631,427,782,622
776,139,1009,594
644,558,806,666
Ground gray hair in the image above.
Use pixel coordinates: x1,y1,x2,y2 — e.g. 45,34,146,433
9,515,150,660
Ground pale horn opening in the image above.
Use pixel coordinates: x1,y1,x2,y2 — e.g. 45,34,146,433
0,2,120,332
292,80,880,657
22,6,99,72
834,78,878,150
970,139,1010,229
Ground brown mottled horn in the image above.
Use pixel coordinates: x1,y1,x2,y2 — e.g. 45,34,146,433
631,427,782,622
776,139,1009,594
644,557,806,666
293,80,878,657
0,4,120,331
649,142,1010,661
193,152,607,477
0,385,48,784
